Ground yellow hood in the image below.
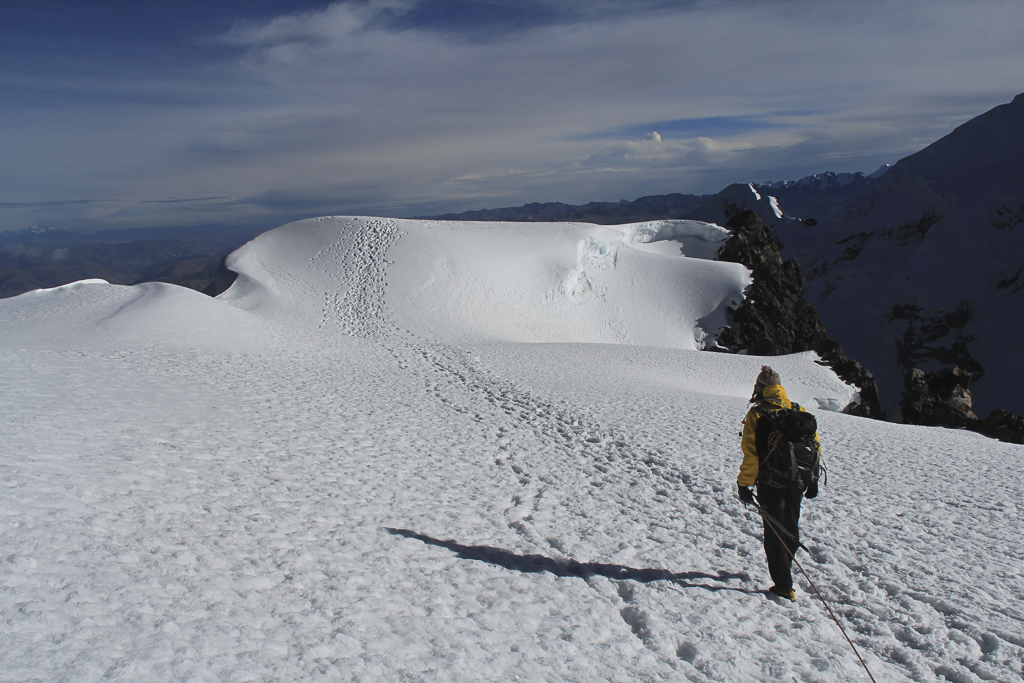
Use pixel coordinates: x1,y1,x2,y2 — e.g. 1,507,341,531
759,384,792,410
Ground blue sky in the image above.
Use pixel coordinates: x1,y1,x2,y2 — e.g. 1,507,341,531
2,0,1022,233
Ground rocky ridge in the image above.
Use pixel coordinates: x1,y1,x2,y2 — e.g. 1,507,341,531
799,94,1024,419
711,210,882,419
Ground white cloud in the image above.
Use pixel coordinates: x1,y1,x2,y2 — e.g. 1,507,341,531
220,1,415,48
3,0,1023,230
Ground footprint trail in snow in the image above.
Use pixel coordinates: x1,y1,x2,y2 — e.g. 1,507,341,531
1,216,1021,682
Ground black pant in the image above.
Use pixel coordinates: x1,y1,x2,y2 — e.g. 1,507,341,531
756,484,803,592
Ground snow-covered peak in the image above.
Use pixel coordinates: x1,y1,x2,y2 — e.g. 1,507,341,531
222,216,746,351
758,171,872,190
25,224,61,235
1,224,63,236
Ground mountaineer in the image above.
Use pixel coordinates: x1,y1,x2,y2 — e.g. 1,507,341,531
737,366,822,601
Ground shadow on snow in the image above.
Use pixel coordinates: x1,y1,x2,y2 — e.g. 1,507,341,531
385,528,756,594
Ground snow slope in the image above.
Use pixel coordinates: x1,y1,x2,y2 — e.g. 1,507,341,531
2,217,1022,682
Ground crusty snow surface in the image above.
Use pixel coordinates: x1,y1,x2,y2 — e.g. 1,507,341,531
1,217,1022,682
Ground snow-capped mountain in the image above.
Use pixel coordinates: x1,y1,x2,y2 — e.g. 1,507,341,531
2,215,1021,682
0,225,91,251
687,169,887,234
752,171,880,222
686,183,802,228
796,93,1024,417
761,164,891,191
759,171,871,191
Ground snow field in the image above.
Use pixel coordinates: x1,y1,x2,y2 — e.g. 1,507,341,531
2,216,1022,682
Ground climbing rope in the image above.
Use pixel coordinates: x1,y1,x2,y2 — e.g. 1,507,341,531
753,500,879,683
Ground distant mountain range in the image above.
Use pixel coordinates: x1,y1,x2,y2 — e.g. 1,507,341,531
419,193,711,224
0,223,266,253
419,168,888,230
751,167,890,222
0,242,227,298
4,94,1021,420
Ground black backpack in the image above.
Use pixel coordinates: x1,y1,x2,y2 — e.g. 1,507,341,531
755,403,821,489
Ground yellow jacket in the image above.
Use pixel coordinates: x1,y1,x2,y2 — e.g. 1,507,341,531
737,384,820,488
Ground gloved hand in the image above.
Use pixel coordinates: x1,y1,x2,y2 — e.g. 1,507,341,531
804,481,818,499
737,485,755,504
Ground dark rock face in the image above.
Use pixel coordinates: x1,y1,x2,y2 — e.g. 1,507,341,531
814,339,882,419
902,366,1024,444
902,367,977,427
971,409,1024,445
889,300,983,379
715,210,827,355
713,210,883,418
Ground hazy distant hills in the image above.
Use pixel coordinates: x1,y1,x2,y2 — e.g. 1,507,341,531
0,224,267,299
418,175,882,249
0,241,229,298
419,193,711,224
420,170,887,229
0,223,266,253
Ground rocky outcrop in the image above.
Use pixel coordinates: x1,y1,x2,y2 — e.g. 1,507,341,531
901,367,977,428
713,210,883,418
901,366,1024,444
970,409,1024,445
714,210,827,355
814,339,882,419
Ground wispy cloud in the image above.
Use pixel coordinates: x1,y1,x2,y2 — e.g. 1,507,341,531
2,0,1023,231
0,199,120,209
140,196,228,204
579,114,805,141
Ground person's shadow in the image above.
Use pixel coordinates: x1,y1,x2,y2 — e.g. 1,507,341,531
385,528,757,594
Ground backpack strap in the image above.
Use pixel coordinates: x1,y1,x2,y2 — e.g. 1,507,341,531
753,404,784,466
